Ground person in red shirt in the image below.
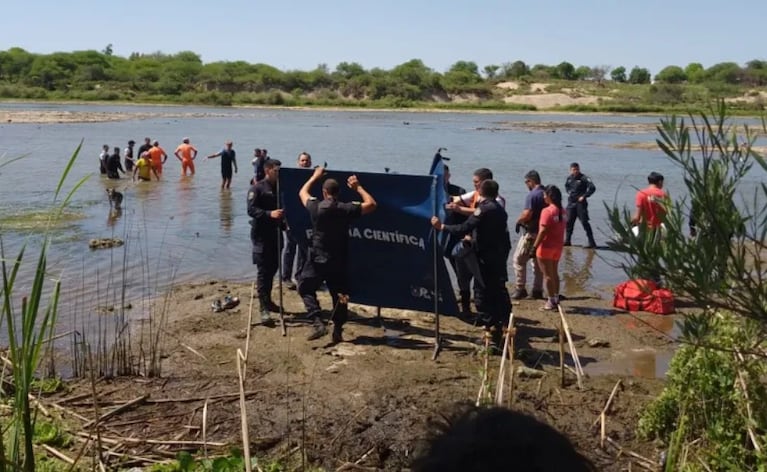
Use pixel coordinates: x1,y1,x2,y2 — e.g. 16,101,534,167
533,185,567,311
632,172,667,229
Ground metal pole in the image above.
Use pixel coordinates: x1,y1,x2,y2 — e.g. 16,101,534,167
431,175,441,360
276,176,286,337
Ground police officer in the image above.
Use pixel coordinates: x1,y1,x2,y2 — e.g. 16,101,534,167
432,179,512,348
247,158,284,325
298,165,377,343
564,162,597,248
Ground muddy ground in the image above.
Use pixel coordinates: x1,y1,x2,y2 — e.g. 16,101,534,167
45,255,686,471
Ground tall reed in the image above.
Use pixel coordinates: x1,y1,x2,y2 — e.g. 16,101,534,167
0,141,87,471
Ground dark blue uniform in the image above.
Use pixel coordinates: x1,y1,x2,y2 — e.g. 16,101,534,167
442,198,512,327
298,197,362,329
442,182,467,268
247,179,283,308
564,172,597,246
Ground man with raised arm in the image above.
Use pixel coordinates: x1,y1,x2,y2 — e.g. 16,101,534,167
298,166,377,344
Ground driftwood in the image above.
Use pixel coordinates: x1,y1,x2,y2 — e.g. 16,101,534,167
42,444,75,464
83,395,149,428
605,437,658,470
592,379,623,428
557,305,584,389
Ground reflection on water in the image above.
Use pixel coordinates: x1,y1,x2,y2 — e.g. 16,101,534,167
562,247,595,294
106,208,122,227
585,348,672,379
219,190,233,233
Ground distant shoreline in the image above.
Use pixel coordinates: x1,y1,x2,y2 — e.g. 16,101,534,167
0,99,670,125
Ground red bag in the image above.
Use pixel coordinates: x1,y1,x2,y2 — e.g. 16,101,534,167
646,288,675,315
613,279,675,315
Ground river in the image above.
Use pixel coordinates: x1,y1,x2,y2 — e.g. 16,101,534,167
0,102,764,334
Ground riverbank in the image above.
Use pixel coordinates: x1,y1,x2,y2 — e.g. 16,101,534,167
42,263,688,470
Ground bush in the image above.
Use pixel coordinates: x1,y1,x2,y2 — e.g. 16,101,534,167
638,314,767,469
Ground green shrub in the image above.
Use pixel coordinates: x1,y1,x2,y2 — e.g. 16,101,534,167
638,313,767,470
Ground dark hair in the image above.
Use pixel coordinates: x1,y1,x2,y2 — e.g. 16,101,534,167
323,178,340,196
263,158,281,170
648,171,664,185
443,164,450,172
411,404,595,472
479,179,499,199
570,162,580,169
524,170,541,184
473,168,493,181
128,140,135,145
544,185,564,211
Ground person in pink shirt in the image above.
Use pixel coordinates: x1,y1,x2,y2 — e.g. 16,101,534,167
174,137,198,176
533,185,567,311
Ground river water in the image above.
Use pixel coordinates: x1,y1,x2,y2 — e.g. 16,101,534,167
0,103,764,332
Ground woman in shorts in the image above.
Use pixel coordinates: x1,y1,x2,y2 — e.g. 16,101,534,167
533,185,567,311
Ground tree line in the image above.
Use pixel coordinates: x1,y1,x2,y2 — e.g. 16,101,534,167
0,46,765,108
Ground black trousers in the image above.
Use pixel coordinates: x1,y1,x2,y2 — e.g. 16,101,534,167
298,259,349,327
252,240,279,302
281,231,307,281
474,260,511,327
566,202,594,241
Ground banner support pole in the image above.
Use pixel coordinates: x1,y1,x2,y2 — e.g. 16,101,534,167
276,176,287,337
431,176,442,361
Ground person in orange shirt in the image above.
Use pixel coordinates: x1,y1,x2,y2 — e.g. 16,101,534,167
174,137,198,176
148,140,168,175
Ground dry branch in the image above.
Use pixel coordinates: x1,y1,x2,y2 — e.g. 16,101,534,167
83,394,149,428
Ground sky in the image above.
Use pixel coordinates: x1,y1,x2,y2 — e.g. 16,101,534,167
1,0,765,75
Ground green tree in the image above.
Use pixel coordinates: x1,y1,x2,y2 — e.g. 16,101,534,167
628,66,651,84
102,43,113,56
441,60,484,94
744,59,767,86
574,65,592,80
704,62,743,84
655,65,687,83
529,64,553,80
607,102,767,469
501,60,529,79
684,62,705,83
483,64,500,79
610,66,627,83
334,61,366,79
0,48,35,80
554,61,576,80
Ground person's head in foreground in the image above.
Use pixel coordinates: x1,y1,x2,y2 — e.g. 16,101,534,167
411,404,595,472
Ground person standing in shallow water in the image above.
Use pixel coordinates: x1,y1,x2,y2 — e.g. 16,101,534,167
175,137,198,177
106,147,125,179
124,140,136,172
564,162,597,248
207,141,238,189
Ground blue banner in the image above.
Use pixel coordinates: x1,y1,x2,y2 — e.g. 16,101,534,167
279,168,458,316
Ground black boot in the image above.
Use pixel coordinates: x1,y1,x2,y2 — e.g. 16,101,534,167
307,314,327,340
259,299,274,326
585,227,597,248
459,290,471,316
564,232,572,246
